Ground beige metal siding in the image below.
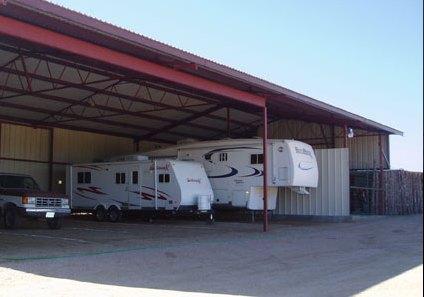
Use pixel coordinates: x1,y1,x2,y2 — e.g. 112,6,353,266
53,128,133,163
51,128,134,192
341,133,389,170
275,148,350,216
267,120,390,170
0,124,51,190
0,123,50,161
0,123,135,193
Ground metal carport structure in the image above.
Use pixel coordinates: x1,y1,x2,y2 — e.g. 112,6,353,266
0,0,401,231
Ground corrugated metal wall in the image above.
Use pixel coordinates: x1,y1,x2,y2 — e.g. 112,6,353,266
0,123,134,192
0,123,51,190
52,128,134,192
341,133,389,170
53,128,133,164
267,120,390,170
275,148,350,216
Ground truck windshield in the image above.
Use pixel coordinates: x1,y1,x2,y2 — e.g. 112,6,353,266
0,175,40,190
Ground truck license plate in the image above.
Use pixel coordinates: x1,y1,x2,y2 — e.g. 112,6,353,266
46,212,55,218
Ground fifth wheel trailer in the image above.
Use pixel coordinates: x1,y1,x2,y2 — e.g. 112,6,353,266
66,156,214,222
146,139,319,211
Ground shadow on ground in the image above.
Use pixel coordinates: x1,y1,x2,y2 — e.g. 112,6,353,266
0,214,422,296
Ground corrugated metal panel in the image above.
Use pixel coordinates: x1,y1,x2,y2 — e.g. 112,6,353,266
275,148,350,216
267,120,390,170
0,159,49,190
340,133,389,170
51,128,134,192
53,128,133,163
0,123,50,161
0,124,135,193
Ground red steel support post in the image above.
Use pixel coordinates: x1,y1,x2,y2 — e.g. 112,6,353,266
378,134,384,214
226,107,230,138
0,122,2,160
262,105,268,232
48,128,54,191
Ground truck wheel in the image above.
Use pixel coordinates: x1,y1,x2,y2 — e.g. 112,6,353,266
47,217,62,230
4,205,19,229
94,205,106,222
108,206,121,223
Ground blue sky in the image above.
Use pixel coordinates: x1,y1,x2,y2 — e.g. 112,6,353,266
51,0,423,171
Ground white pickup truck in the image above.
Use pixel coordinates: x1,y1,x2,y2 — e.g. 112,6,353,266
0,173,70,229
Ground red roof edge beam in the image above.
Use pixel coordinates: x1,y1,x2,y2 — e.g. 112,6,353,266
0,15,265,108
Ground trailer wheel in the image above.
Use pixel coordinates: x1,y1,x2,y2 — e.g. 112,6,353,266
108,206,121,223
47,217,62,230
206,212,214,225
94,205,107,222
4,205,19,229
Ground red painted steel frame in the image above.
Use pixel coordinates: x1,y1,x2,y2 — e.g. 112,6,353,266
0,15,265,108
378,134,384,214
262,106,268,232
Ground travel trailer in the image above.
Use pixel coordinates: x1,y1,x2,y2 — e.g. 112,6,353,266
66,156,214,222
147,139,319,212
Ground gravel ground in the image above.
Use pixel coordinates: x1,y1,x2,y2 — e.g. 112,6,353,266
0,214,422,297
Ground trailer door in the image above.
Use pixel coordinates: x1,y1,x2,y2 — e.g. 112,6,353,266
127,164,142,210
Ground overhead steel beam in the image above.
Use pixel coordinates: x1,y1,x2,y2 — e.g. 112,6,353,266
0,64,252,134
0,93,210,142
140,105,223,142
0,114,142,140
0,15,266,108
0,84,239,138
0,44,241,111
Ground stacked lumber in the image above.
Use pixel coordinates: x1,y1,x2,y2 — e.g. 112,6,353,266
350,170,423,215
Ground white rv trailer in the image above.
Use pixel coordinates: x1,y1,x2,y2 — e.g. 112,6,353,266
147,139,319,211
66,156,214,222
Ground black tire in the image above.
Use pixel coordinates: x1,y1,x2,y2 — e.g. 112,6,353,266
4,205,19,229
3,205,19,229
47,217,62,230
107,206,121,223
94,205,107,222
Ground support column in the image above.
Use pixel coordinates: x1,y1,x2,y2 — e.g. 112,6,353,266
226,107,230,138
0,122,2,161
134,139,140,152
343,124,348,148
378,134,384,214
262,105,268,232
48,128,54,191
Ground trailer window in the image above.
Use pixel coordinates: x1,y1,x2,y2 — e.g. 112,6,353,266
219,153,228,162
251,154,263,165
77,172,91,184
78,172,84,183
84,172,91,183
159,174,170,183
132,171,138,184
115,172,126,184
0,175,40,190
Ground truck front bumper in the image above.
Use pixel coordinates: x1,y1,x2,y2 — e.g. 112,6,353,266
22,208,71,218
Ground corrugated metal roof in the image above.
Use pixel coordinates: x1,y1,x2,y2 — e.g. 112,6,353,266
0,0,402,135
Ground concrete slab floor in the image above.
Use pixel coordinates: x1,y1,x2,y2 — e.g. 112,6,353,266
0,215,422,297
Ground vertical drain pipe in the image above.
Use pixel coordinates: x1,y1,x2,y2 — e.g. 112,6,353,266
262,105,268,232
